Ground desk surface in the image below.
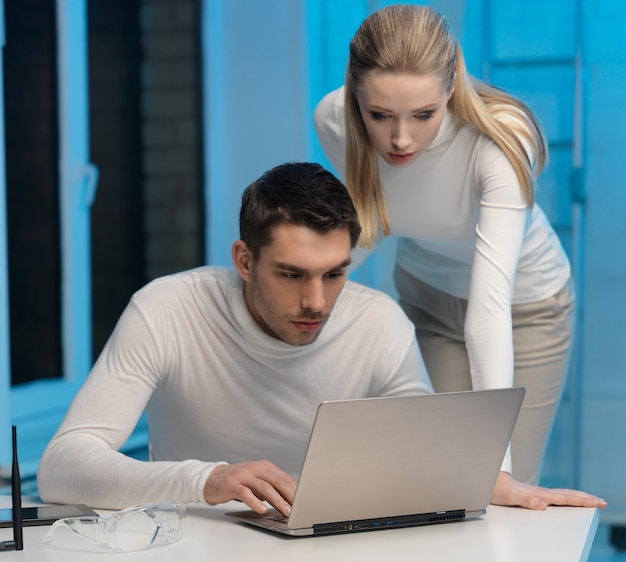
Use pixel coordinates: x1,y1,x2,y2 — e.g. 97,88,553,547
0,498,598,562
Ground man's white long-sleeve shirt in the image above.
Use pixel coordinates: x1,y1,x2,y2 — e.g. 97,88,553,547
38,267,432,509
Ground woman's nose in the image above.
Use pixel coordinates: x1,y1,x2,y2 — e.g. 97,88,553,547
392,121,411,150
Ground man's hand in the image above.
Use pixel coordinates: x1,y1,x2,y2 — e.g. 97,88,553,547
203,461,297,517
491,471,607,510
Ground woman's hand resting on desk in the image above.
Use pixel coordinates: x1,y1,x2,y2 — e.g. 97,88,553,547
203,461,297,517
491,471,607,510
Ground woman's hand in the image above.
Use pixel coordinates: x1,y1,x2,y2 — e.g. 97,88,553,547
491,471,607,510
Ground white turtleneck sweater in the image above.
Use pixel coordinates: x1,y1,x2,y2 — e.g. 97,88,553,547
314,86,570,391
37,267,432,509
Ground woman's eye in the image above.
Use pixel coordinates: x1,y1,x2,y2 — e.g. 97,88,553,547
370,112,388,121
416,111,435,121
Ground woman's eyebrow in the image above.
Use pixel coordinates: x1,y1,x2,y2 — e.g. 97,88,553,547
366,102,440,113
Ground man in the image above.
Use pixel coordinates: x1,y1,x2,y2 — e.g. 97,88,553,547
37,162,431,513
38,163,605,515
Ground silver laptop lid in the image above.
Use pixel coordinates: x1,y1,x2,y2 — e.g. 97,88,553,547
287,387,525,529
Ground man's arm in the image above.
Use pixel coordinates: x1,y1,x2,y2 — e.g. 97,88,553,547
37,299,217,509
377,335,434,397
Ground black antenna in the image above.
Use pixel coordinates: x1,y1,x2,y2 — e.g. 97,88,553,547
11,426,23,550
0,425,23,552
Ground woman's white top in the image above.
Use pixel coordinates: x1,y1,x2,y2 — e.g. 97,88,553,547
314,86,571,391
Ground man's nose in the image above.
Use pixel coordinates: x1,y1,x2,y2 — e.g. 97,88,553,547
301,278,325,311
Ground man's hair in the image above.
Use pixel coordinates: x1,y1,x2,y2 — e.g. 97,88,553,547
239,162,361,258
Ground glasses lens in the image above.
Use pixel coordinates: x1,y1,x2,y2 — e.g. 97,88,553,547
143,502,184,537
113,511,159,552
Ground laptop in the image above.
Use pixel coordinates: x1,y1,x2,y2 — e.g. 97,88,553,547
226,387,525,536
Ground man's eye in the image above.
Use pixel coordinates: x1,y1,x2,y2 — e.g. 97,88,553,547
326,272,344,280
283,273,300,280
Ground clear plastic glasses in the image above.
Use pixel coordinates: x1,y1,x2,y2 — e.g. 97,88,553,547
44,500,185,552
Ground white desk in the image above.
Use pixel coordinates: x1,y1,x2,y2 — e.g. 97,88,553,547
0,498,598,561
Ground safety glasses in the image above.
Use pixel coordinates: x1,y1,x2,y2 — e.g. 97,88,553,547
44,500,185,552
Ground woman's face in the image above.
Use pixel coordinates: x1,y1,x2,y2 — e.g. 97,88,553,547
356,72,453,167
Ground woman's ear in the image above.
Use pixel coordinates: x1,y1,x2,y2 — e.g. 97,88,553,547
232,240,253,282
447,72,456,100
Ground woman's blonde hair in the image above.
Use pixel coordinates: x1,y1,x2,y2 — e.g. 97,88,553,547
345,4,547,246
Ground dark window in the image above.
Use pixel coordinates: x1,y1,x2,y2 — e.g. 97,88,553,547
4,0,61,385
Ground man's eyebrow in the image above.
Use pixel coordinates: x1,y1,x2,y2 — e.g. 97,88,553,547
272,258,352,273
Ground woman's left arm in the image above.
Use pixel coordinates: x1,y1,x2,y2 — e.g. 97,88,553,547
464,141,529,390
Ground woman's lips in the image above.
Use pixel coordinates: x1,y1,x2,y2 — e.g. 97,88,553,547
388,152,415,164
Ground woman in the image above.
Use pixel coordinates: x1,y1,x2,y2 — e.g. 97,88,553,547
314,4,604,509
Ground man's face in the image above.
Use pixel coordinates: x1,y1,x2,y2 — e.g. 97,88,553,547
233,223,352,346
